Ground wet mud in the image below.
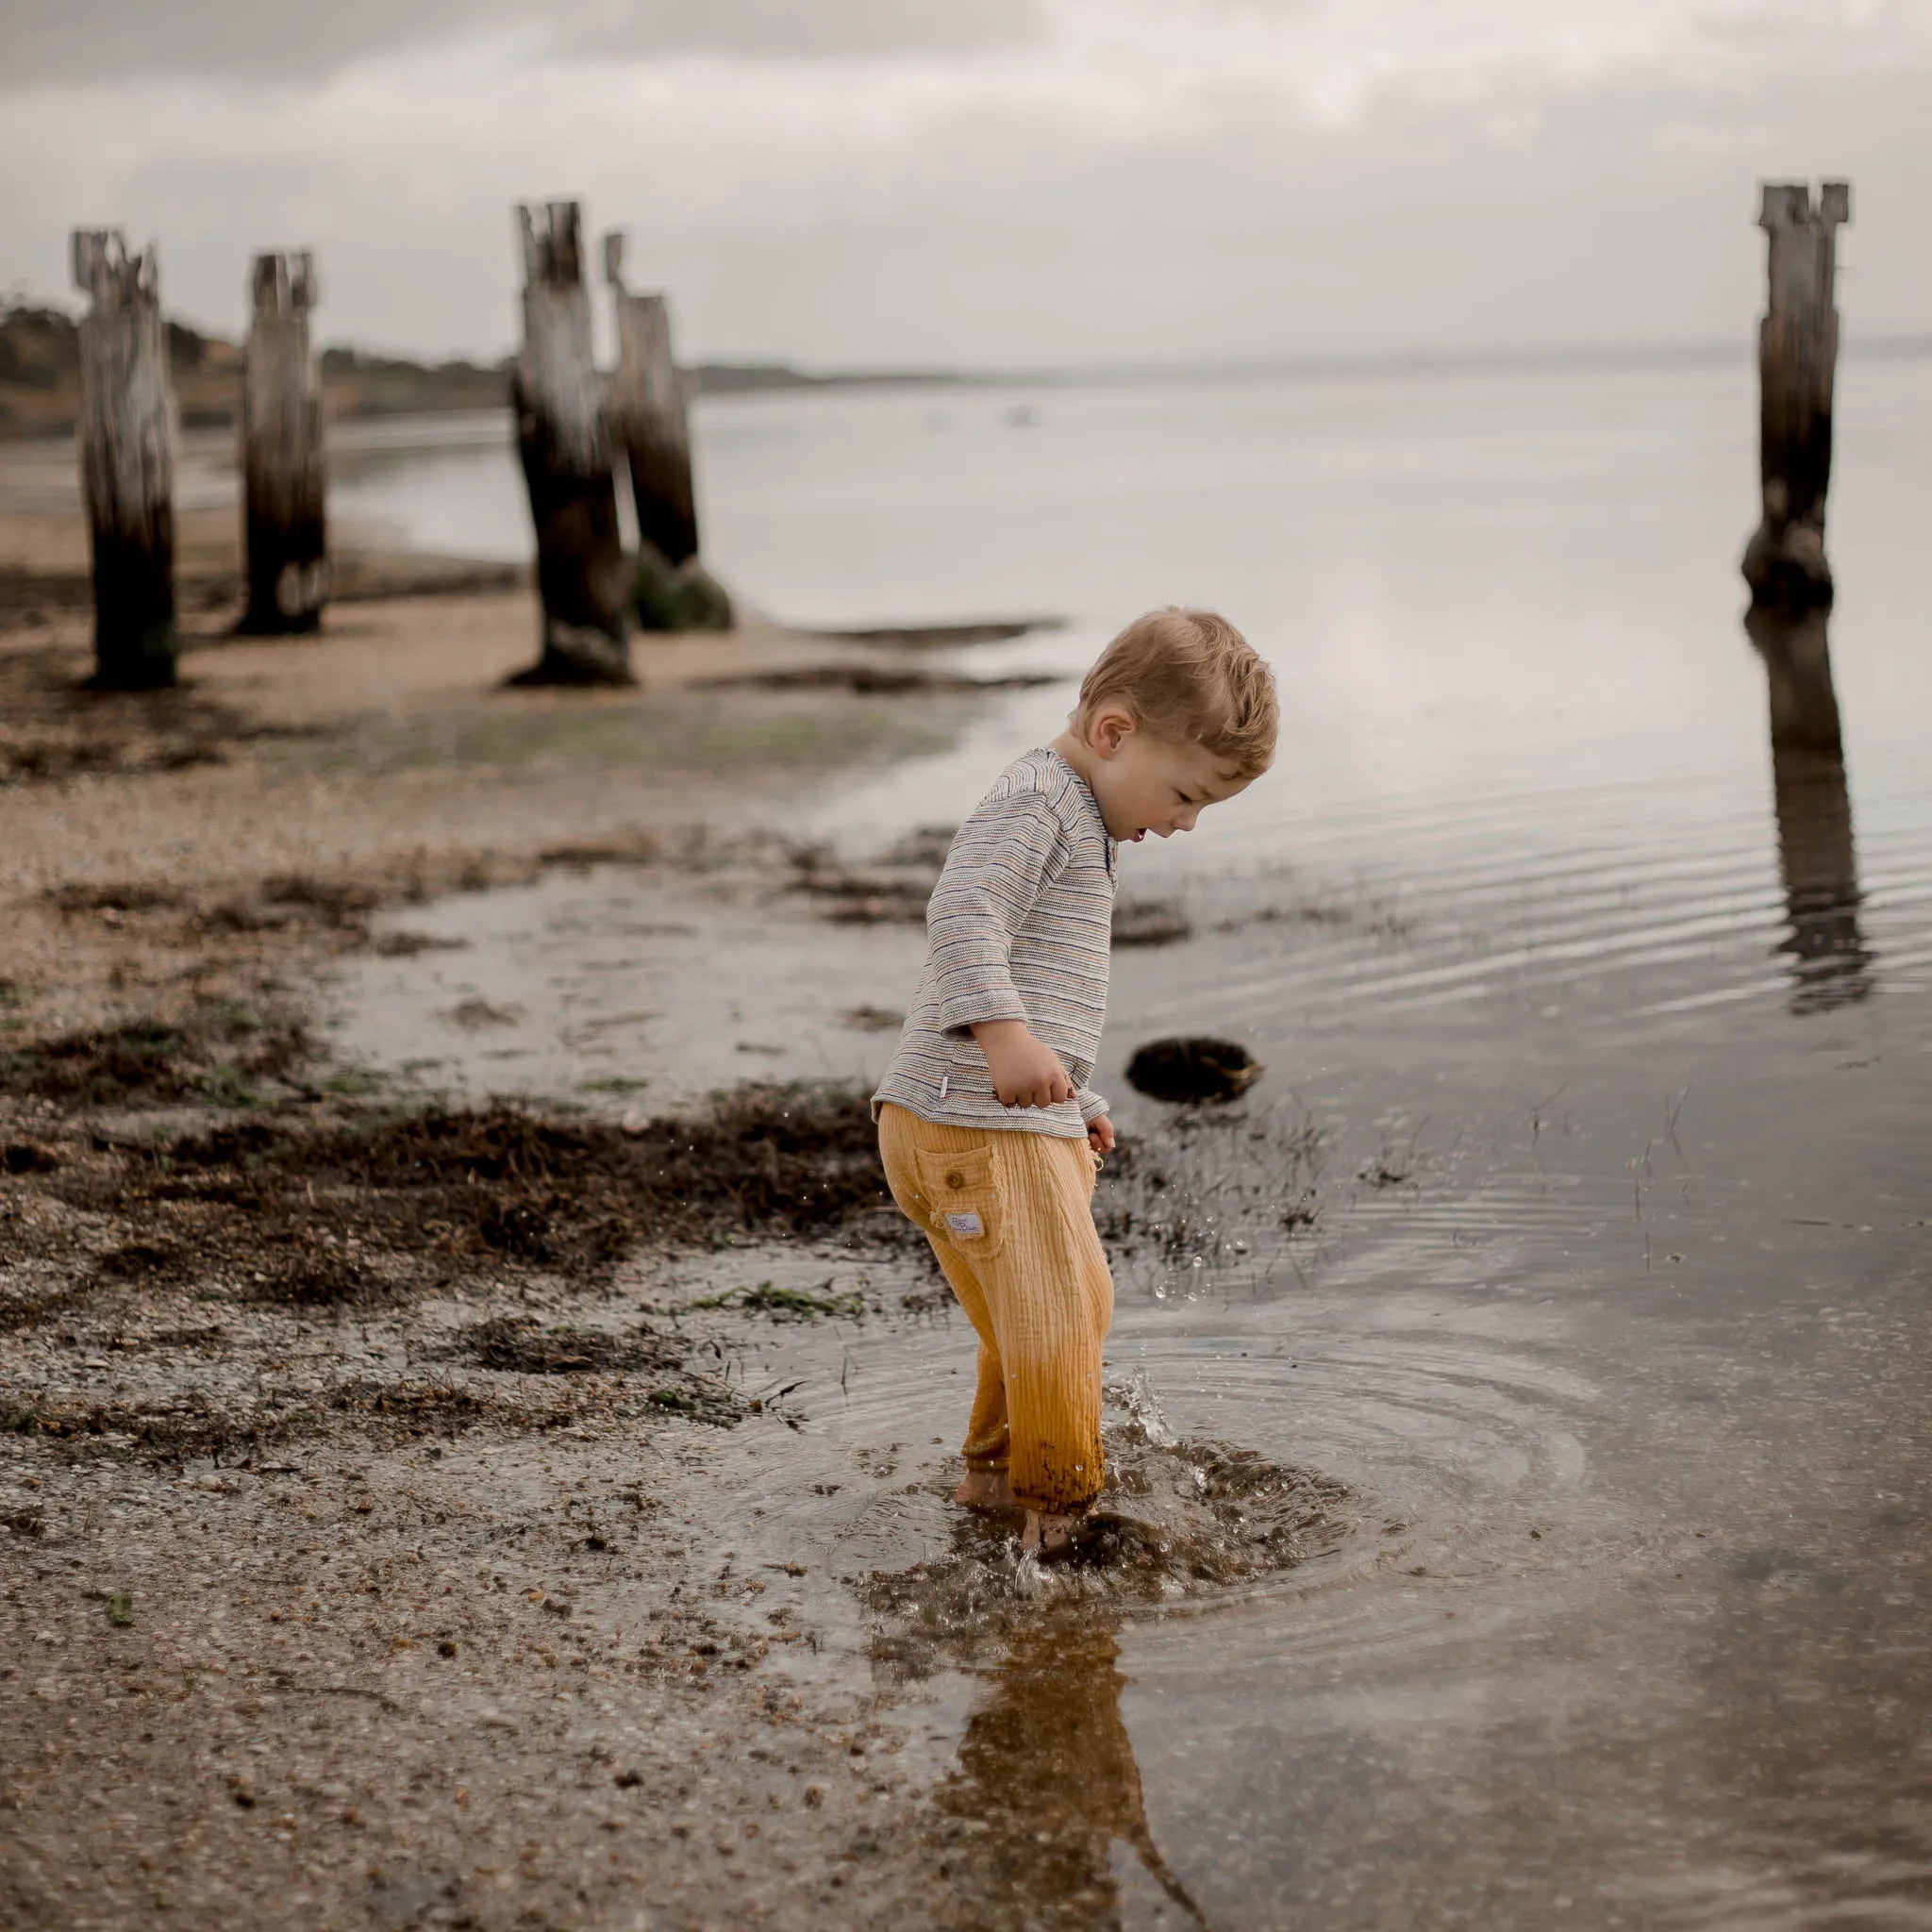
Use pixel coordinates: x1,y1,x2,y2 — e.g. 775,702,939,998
1,987,1357,1932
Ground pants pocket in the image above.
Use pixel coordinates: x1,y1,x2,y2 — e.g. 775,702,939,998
912,1141,1007,1257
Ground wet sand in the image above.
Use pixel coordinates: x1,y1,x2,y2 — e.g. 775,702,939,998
0,522,1107,1927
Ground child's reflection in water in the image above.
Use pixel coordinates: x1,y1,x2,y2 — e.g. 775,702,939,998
933,1614,1206,1929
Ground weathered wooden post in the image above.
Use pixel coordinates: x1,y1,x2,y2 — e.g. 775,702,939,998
1745,606,1869,1009
603,232,730,633
604,232,699,570
1742,180,1851,611
508,200,631,685
72,229,177,690
239,250,327,634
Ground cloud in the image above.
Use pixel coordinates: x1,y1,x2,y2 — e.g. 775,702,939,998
0,0,1047,87
1,0,1927,366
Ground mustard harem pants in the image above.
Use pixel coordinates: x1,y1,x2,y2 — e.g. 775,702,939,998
877,1104,1114,1514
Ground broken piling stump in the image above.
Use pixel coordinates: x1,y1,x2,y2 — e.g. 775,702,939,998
1743,180,1851,612
508,201,632,685
71,229,177,690
239,251,327,635
603,231,731,634
605,231,698,570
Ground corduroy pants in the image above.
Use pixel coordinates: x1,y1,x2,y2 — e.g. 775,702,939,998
877,1103,1113,1513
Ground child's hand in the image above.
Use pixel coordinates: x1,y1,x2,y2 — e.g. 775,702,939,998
1087,1116,1116,1155
971,1020,1075,1108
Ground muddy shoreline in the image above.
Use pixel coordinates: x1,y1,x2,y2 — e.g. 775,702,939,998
0,558,1341,1931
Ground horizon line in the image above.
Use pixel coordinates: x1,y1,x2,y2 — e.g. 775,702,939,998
691,332,1932,393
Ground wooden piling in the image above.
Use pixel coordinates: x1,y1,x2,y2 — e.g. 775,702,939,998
509,200,631,685
1745,606,1869,1008
604,232,700,571
72,229,177,690
601,233,732,634
239,251,327,634
1743,180,1851,611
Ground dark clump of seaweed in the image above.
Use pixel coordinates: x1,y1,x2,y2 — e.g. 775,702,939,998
321,1377,513,1441
450,1316,682,1376
0,1393,295,1463
685,1279,866,1323
130,1081,901,1291
0,1002,308,1108
1124,1036,1261,1106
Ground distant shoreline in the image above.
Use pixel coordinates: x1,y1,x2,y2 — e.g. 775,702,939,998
5,300,1928,442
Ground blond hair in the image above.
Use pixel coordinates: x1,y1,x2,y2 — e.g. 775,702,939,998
1074,608,1277,778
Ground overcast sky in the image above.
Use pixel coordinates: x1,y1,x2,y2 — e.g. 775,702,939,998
2,0,1927,368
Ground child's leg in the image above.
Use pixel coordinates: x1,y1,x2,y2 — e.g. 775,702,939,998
980,1132,1114,1518
875,1106,1011,1491
924,1237,1011,1481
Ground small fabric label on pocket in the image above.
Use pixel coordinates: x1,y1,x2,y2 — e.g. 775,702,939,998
943,1211,984,1238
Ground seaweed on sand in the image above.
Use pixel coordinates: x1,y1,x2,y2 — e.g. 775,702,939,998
0,1003,308,1108
685,1281,866,1323
125,1082,903,1290
451,1316,682,1375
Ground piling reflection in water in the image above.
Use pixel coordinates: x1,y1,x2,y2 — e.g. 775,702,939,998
1746,604,1871,1012
932,1613,1206,1931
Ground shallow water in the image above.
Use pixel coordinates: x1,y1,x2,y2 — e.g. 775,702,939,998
325,358,1932,1925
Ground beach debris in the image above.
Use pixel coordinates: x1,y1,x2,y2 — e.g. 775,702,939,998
0,1001,308,1109
71,229,178,690
840,1005,904,1033
507,200,632,686
1124,1037,1261,1105
444,997,520,1030
686,1281,866,1324
238,251,328,636
1111,898,1191,947
791,846,934,924
450,1318,679,1376
882,825,958,867
631,546,733,633
1743,180,1850,612
132,1082,900,1281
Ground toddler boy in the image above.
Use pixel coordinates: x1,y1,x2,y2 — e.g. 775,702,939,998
874,608,1278,1557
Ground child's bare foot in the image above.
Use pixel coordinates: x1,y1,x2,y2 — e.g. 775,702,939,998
953,1469,1014,1510
1021,1509,1084,1561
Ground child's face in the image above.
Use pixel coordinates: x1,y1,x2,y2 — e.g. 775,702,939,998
1080,708,1255,843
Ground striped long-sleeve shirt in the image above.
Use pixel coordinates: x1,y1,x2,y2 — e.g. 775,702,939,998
873,746,1116,1138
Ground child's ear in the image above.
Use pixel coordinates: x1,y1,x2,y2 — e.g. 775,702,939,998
1093,708,1134,758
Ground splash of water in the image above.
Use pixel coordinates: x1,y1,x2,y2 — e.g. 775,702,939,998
1104,1369,1179,1448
